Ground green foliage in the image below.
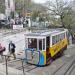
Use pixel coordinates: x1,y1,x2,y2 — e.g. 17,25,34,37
47,0,69,27
15,0,32,14
15,0,47,19
47,0,75,30
0,0,5,13
60,7,75,30
31,11,40,21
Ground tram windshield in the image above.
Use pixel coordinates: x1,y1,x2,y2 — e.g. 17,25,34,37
28,38,37,49
27,38,45,50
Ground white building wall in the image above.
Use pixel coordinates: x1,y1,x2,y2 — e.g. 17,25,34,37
10,0,15,12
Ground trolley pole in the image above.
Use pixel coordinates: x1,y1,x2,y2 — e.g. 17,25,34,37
21,59,25,75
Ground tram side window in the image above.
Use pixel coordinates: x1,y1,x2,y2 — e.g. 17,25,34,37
59,34,62,41
58,35,60,42
52,33,65,45
52,36,56,45
61,33,65,40
52,35,60,45
56,35,59,43
59,33,65,41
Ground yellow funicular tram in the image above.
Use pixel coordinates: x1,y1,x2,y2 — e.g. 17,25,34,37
25,28,68,66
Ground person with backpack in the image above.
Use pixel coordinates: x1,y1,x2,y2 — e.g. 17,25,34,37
8,41,16,60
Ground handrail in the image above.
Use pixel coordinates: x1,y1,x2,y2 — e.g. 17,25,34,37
1,55,25,75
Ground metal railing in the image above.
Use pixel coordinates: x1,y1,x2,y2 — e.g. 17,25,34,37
1,55,26,75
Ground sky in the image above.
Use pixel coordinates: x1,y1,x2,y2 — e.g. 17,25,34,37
32,0,48,3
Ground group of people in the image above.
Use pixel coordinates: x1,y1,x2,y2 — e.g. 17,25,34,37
0,41,16,60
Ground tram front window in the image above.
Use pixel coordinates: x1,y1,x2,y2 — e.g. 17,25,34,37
39,39,42,50
39,39,45,50
28,38,37,49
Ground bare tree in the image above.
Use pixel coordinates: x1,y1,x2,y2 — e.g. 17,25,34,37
46,0,70,27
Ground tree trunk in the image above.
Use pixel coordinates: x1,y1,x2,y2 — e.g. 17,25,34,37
60,15,65,28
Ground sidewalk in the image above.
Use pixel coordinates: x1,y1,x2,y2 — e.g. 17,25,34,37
0,63,32,75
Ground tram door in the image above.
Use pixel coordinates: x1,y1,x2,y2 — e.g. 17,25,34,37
46,36,51,64
25,38,39,65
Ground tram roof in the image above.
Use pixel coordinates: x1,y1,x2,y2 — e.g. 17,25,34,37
25,28,67,37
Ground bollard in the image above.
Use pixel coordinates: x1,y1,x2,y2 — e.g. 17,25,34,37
5,55,8,75
21,59,25,75
2,55,26,75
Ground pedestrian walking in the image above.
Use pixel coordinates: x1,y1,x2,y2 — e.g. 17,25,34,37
8,41,16,60
0,43,6,60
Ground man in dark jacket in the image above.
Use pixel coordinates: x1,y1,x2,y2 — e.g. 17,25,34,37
8,41,16,60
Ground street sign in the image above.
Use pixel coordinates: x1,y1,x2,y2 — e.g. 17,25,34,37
13,24,23,29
